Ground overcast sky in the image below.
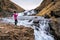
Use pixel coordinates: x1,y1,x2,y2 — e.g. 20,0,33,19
10,0,43,10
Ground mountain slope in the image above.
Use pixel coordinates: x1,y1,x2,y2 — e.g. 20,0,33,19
35,0,60,17
0,0,24,17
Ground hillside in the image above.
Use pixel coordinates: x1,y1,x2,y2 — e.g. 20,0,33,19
36,1,60,17
35,0,60,11
0,0,24,17
35,0,52,11
36,0,60,17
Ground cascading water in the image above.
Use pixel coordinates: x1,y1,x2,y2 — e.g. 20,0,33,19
34,19,54,40
17,9,37,16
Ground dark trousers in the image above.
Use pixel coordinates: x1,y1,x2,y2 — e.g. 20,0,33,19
15,19,18,25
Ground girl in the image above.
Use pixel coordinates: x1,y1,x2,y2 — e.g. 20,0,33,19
13,11,18,25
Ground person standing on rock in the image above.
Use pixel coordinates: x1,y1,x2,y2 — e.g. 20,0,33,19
13,11,18,25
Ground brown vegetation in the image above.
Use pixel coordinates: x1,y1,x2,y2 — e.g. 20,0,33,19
0,23,34,40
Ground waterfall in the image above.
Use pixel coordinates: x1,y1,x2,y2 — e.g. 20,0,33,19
34,19,54,40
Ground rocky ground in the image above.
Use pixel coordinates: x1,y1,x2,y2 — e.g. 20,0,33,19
0,23,34,40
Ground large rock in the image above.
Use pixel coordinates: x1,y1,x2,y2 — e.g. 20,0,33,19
49,18,60,40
